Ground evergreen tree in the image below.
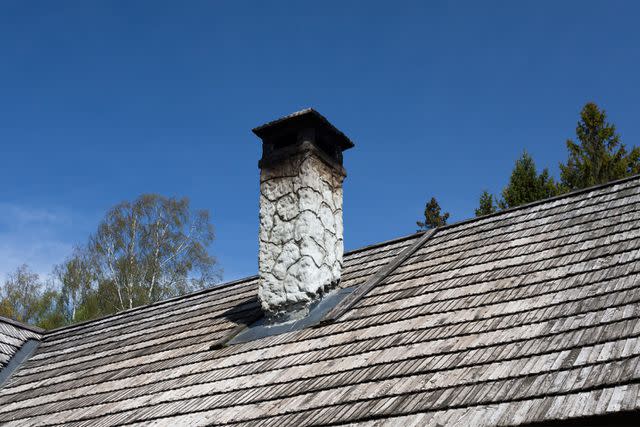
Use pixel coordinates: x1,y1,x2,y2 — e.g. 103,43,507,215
499,151,558,209
559,102,640,190
417,197,450,230
475,190,497,217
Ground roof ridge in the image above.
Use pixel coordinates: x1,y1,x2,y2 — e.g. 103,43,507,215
0,316,44,335
346,173,640,256
320,174,640,323
43,236,431,335
44,275,259,336
31,173,640,335
344,232,425,256
438,173,640,232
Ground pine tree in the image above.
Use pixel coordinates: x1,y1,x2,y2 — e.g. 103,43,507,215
417,197,450,230
475,190,497,217
499,151,558,209
559,102,640,190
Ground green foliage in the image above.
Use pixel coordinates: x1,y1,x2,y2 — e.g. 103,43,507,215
1,194,218,329
88,194,219,312
53,248,99,323
498,151,559,209
417,197,449,230
559,102,640,190
475,191,497,217
34,289,67,330
0,265,41,324
473,102,639,216
0,265,66,329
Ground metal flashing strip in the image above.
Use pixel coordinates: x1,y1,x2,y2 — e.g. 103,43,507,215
209,309,265,350
0,338,40,387
319,228,439,325
210,228,438,349
211,287,356,349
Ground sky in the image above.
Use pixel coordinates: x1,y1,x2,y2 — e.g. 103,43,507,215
1,1,639,282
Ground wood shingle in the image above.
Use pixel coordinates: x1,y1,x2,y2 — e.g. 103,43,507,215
1,176,640,425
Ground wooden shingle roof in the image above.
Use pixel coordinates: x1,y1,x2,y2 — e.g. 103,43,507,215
0,318,41,372
1,176,640,425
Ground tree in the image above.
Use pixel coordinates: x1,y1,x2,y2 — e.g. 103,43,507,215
88,194,219,312
0,265,42,324
417,197,450,230
559,102,640,190
1,194,218,329
498,151,558,209
475,191,497,217
0,265,64,328
53,248,97,324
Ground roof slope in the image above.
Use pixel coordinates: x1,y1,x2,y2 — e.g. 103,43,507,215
0,317,42,372
1,177,640,425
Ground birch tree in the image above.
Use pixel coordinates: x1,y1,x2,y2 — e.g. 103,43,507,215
53,248,96,323
0,264,64,328
89,194,218,311
0,265,42,324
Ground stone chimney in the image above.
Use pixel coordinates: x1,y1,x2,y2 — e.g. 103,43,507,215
252,109,354,322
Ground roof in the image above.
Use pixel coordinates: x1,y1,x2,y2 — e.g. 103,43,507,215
0,317,42,372
1,175,640,425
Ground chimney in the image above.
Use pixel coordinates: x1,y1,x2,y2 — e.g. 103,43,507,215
252,109,354,322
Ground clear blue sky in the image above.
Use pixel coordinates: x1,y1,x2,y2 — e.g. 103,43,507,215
1,1,639,281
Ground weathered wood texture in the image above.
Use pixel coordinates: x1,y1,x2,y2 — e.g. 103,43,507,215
0,318,41,371
1,177,640,426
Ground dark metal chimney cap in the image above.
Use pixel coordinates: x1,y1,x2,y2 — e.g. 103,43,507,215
252,108,355,151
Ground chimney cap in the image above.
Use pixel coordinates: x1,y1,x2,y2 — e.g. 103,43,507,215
252,108,355,152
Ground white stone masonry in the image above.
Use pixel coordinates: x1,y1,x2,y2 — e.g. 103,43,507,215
258,150,344,320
